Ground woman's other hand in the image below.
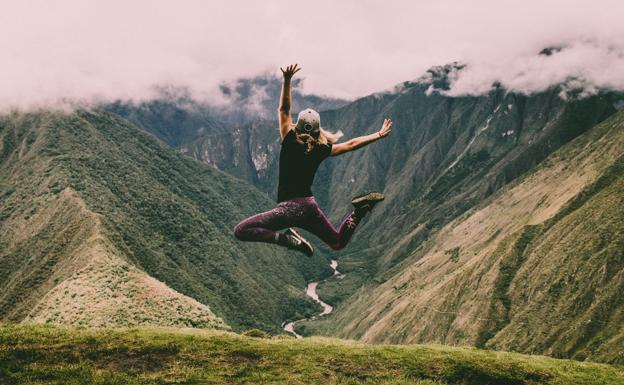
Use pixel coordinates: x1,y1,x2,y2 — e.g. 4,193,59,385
280,64,301,80
378,118,393,138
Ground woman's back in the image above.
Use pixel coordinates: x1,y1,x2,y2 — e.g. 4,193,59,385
277,130,332,203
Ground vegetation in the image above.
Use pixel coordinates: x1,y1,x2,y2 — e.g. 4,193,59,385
425,150,491,203
301,109,624,363
476,225,542,347
1,324,623,385
444,247,461,263
0,110,329,332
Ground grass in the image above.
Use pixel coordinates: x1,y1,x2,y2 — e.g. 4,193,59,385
1,324,622,385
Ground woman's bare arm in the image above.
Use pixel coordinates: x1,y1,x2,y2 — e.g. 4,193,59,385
331,118,393,156
278,64,301,140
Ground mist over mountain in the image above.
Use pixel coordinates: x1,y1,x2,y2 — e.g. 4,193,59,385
214,75,350,126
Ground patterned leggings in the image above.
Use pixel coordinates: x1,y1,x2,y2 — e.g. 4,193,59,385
233,196,361,250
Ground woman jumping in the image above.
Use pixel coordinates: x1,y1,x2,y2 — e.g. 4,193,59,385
233,64,393,256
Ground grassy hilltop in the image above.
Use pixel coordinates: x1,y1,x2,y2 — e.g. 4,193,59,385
1,324,623,385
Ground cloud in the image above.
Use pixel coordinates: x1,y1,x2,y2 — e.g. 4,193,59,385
0,0,622,110
444,39,624,97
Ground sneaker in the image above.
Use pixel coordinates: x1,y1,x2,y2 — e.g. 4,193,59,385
351,192,385,216
284,228,314,256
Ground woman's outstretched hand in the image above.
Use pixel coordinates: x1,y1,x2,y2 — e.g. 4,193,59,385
280,64,301,80
378,118,393,138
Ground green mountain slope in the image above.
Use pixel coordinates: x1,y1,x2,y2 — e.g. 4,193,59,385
0,110,329,331
308,109,624,363
319,83,618,260
2,324,623,385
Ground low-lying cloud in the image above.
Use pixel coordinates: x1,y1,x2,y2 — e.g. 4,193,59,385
445,40,624,97
1,0,622,110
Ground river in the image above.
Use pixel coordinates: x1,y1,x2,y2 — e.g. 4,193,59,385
282,259,342,338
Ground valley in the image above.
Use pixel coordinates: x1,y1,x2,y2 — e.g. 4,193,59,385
284,258,343,339
108,69,624,362
2,1,623,383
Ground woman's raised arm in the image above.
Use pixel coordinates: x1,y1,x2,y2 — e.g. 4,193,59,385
278,64,301,140
331,118,393,156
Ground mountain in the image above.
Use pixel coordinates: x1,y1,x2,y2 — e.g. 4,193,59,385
179,117,281,194
3,324,623,385
7,63,621,363
316,76,620,268
158,66,624,362
173,69,621,211
305,109,624,364
106,97,228,147
0,110,330,332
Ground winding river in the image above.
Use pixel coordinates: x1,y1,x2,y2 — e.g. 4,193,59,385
282,259,343,339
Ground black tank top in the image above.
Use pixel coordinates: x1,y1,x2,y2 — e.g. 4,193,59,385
277,130,332,202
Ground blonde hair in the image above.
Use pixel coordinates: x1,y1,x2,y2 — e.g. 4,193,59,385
296,128,344,153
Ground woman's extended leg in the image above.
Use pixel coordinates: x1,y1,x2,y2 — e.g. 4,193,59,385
301,198,363,250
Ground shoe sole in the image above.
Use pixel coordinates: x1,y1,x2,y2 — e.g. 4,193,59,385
286,228,314,256
351,192,385,205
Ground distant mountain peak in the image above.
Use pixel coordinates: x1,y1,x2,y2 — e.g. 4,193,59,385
538,45,565,56
384,62,467,96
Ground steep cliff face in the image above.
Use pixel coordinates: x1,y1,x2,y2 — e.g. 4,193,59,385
0,111,328,332
179,118,281,194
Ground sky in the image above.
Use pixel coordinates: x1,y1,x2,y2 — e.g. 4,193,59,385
0,0,623,109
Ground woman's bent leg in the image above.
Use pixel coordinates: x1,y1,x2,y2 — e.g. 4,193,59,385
233,206,291,245
233,198,314,246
